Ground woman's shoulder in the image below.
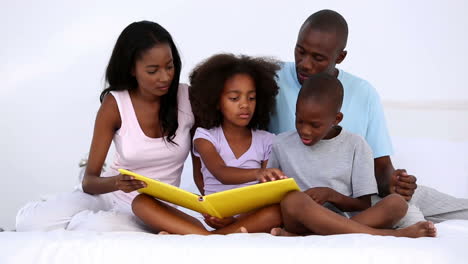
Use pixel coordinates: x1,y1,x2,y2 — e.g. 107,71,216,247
94,91,122,130
100,92,120,112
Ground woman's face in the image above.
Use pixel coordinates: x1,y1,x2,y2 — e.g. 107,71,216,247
132,43,175,97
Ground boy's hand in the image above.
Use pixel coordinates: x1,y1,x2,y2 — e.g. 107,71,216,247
114,174,146,193
256,168,287,183
390,169,417,201
202,214,236,229
304,187,336,205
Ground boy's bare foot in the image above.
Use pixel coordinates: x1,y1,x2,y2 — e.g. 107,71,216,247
270,227,297,236
158,231,170,235
396,221,437,238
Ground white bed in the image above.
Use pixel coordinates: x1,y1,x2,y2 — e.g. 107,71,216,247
1,220,468,264
1,109,468,264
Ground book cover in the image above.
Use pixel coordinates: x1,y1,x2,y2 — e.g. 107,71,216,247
118,168,300,218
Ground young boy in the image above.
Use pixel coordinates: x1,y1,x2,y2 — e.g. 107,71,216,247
268,73,436,238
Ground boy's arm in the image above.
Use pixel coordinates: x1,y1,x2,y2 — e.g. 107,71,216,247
194,138,285,184
305,187,371,212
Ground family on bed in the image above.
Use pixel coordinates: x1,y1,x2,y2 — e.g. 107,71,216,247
16,10,468,237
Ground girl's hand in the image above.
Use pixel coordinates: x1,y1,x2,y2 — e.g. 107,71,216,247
114,174,147,193
304,187,336,205
202,214,237,229
256,168,287,183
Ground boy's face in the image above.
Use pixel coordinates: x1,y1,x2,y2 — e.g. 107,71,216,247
294,25,347,84
295,98,343,146
219,73,256,128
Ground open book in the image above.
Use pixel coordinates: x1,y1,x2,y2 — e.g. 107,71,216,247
119,169,300,218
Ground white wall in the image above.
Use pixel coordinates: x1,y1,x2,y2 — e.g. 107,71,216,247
2,0,468,230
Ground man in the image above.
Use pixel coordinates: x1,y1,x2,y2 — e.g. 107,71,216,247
270,9,468,226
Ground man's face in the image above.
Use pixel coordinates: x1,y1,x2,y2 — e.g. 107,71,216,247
294,26,346,84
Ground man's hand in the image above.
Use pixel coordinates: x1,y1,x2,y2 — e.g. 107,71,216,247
256,168,287,183
304,187,336,205
390,169,417,201
202,214,237,229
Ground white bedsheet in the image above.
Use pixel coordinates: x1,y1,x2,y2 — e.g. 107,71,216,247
1,220,468,264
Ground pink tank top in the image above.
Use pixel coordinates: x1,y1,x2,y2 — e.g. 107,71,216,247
102,84,194,205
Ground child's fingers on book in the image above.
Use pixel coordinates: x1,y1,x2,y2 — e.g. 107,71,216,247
271,169,286,179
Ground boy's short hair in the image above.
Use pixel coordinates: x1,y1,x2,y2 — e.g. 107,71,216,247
298,73,344,113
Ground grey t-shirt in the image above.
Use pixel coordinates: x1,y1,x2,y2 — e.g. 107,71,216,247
267,128,377,199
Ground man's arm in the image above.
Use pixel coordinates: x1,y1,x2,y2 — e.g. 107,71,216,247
374,156,417,201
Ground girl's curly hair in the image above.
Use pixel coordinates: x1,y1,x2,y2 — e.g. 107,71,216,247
189,53,280,130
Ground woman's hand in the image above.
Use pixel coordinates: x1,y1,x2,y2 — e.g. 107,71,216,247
114,174,147,193
256,168,287,183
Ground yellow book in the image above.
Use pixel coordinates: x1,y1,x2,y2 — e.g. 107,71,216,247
119,168,300,218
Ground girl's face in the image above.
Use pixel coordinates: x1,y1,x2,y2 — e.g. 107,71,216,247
219,74,256,128
132,43,175,97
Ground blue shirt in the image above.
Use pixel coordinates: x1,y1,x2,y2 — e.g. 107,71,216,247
269,62,393,158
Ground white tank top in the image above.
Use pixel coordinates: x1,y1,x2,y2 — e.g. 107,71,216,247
102,84,194,205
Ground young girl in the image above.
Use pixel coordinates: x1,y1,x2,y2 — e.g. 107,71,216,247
16,21,194,231
131,54,286,234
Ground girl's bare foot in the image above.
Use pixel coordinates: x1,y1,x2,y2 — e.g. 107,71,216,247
396,221,437,238
158,231,170,235
237,227,248,233
270,227,297,236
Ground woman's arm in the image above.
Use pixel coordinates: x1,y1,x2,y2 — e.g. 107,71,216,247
194,138,284,185
82,94,145,194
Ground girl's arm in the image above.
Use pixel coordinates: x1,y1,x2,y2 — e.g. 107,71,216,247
190,126,205,195
194,138,284,185
305,187,371,212
82,94,145,194
192,154,204,195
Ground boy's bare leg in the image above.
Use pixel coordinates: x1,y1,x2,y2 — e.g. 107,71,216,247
213,204,282,234
280,191,436,238
350,194,408,228
132,194,210,235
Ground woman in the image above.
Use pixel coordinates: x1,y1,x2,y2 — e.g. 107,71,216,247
16,21,194,231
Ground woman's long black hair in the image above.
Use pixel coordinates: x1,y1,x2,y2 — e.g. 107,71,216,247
101,21,181,144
